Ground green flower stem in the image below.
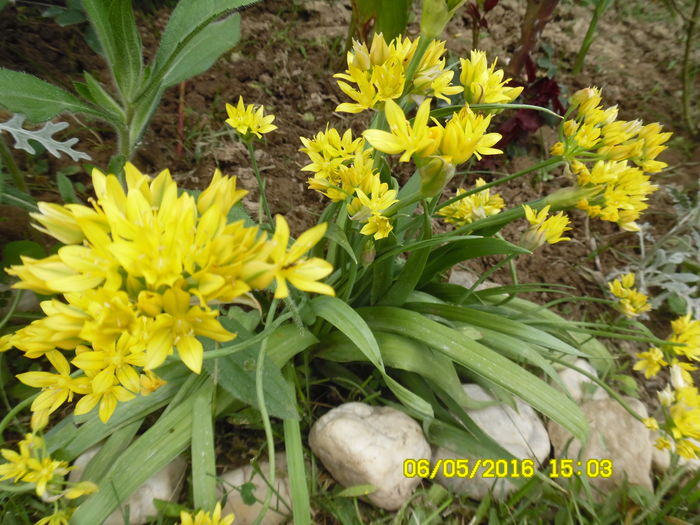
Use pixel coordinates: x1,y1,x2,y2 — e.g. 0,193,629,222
246,141,273,226
252,299,279,525
458,253,517,303
0,135,28,193
0,289,23,331
386,191,424,217
436,157,565,212
402,36,432,97
0,392,36,441
572,0,613,75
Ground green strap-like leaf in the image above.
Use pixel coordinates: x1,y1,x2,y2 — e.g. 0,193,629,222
407,302,584,357
191,380,217,511
418,237,529,287
0,68,106,122
357,306,588,440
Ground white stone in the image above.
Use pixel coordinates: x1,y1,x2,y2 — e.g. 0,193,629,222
70,447,186,525
309,402,430,510
218,453,291,525
555,359,608,403
448,269,499,290
548,397,653,499
432,384,550,500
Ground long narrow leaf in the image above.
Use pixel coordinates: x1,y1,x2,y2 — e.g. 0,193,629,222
358,307,588,440
191,380,216,510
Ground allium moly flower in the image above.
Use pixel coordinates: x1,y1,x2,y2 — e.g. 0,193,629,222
180,502,234,525
438,178,505,226
607,272,651,318
459,50,523,105
633,347,667,379
668,313,700,361
520,205,571,250
6,163,334,425
36,509,73,525
363,98,436,162
225,96,277,139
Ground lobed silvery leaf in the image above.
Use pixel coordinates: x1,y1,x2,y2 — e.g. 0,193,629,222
0,113,90,161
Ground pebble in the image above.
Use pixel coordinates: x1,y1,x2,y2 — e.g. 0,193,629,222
555,358,609,403
309,402,430,510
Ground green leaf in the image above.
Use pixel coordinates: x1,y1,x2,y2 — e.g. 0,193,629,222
312,296,433,417
56,172,80,204
80,420,141,483
325,223,357,264
83,0,143,101
205,341,298,420
82,71,125,120
358,307,588,440
154,0,257,76
2,241,46,269
191,380,217,510
418,237,529,286
407,302,584,358
158,13,242,89
0,68,105,122
70,380,202,525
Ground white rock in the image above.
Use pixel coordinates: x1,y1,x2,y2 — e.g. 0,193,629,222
548,397,653,499
70,447,187,525
218,453,291,525
555,359,608,403
432,384,550,500
309,402,430,510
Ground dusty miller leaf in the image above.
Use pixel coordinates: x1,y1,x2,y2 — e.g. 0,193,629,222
0,113,90,161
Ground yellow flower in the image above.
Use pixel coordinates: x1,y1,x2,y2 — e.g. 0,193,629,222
521,205,572,250
180,502,235,525
654,436,672,451
669,359,697,389
633,347,667,378
642,417,659,431
438,178,505,226
459,50,523,105
363,98,436,162
438,108,502,164
63,480,98,499
144,286,235,374
607,272,651,318
676,439,700,460
360,214,394,240
140,369,167,396
335,65,379,113
264,215,335,299
74,378,136,423
30,202,85,244
35,509,72,525
668,314,700,361
22,456,70,497
0,333,13,352
225,96,277,139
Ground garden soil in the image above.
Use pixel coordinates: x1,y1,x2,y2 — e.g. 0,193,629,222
0,0,697,332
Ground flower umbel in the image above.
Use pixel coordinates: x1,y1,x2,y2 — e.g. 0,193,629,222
225,96,277,139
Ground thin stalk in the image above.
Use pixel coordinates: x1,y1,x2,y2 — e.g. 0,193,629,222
252,299,279,525
247,141,273,226
572,0,613,75
0,290,23,331
682,0,700,135
0,135,28,193
436,157,564,211
0,393,37,441
282,364,311,525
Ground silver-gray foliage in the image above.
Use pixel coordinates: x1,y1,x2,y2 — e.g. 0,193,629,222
0,113,90,162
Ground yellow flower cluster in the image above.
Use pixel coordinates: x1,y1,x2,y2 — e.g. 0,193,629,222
551,87,671,232
0,433,96,500
632,313,700,459
334,34,463,113
300,128,397,239
4,164,333,425
520,205,572,251
437,178,505,226
459,50,523,105
225,96,277,140
180,502,234,525
607,272,651,318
